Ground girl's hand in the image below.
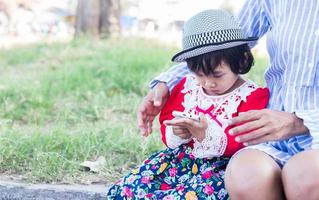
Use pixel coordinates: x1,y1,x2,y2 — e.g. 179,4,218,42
228,109,309,145
164,114,208,142
171,125,192,139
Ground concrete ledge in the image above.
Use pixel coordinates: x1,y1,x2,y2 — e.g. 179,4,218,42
0,181,108,200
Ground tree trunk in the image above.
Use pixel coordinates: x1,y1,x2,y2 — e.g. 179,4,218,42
99,0,120,38
75,0,120,38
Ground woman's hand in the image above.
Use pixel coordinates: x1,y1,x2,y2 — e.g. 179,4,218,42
137,82,169,137
164,114,208,142
228,109,309,145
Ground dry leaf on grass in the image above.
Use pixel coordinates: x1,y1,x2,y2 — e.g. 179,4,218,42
80,156,106,173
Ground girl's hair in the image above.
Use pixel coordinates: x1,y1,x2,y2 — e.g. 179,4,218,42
186,44,254,75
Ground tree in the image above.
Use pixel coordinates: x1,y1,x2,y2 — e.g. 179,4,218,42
75,0,120,38
99,0,120,37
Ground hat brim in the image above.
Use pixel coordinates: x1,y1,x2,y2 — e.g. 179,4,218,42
172,37,258,62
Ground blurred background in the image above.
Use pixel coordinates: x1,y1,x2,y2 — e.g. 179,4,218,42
0,0,266,49
0,0,268,185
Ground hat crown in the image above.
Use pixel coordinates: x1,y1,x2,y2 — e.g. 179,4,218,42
184,10,240,35
171,9,257,62
182,9,245,49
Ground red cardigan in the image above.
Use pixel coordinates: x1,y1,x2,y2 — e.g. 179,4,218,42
159,77,269,157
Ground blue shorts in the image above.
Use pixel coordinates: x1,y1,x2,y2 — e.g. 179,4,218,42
236,134,313,166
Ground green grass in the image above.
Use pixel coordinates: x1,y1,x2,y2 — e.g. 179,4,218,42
0,38,268,184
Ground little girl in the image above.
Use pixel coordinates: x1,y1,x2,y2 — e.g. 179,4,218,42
107,9,269,199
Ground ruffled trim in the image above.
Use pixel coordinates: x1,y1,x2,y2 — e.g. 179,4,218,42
165,126,192,149
192,117,227,158
180,75,259,157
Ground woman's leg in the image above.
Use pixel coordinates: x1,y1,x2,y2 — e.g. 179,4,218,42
225,149,285,200
282,149,319,200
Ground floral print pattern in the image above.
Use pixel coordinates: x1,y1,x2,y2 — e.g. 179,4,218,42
107,144,230,200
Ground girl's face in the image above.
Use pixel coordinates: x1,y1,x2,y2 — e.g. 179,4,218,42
195,61,240,96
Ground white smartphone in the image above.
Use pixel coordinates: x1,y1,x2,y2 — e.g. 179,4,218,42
172,111,200,121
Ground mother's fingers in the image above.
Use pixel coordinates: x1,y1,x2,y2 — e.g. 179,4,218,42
229,118,265,136
137,105,147,132
235,126,270,143
243,133,273,146
153,82,169,107
146,121,153,136
229,110,263,126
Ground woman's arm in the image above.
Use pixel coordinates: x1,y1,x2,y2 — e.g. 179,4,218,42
237,0,271,44
149,62,190,92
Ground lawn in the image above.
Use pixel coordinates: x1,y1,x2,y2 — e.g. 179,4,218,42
0,38,268,184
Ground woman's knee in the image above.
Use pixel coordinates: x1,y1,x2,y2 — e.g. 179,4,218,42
283,150,319,200
225,149,283,199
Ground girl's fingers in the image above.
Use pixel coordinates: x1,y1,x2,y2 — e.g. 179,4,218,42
164,118,196,127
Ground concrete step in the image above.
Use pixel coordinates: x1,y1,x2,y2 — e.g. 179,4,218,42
0,181,110,200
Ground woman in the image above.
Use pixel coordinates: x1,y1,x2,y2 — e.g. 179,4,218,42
138,0,319,199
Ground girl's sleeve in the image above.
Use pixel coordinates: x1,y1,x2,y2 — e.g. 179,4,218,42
165,126,192,149
159,77,191,147
236,87,270,113
223,87,270,157
237,0,272,47
192,121,227,159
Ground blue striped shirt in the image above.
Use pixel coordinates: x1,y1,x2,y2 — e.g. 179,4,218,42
150,0,319,149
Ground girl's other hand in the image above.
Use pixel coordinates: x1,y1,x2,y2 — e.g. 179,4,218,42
164,114,208,142
172,125,192,139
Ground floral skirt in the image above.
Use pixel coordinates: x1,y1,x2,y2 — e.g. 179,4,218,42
107,144,230,200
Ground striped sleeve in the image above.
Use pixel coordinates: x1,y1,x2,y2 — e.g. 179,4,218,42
295,110,319,149
149,62,190,92
237,0,271,46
